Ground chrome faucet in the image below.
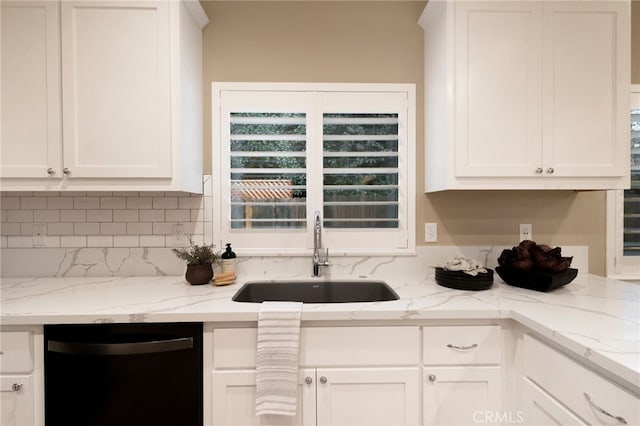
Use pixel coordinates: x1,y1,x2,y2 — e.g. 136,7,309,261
312,211,330,277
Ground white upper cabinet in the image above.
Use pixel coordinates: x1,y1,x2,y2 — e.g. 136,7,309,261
1,2,62,179
420,0,631,192
60,1,172,179
0,0,208,192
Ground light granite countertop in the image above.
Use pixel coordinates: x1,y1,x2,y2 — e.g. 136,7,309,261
1,272,638,394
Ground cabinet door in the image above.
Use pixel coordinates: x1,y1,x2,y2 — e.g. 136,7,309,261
210,369,315,426
542,1,629,178
423,366,501,426
522,378,585,426
454,2,542,177
60,1,171,178
0,375,34,426
1,1,62,178
316,367,420,426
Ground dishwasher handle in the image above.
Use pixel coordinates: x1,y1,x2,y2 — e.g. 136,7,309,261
48,337,193,356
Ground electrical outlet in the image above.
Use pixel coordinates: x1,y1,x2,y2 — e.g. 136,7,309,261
519,224,532,242
33,223,47,247
425,223,438,242
171,223,187,246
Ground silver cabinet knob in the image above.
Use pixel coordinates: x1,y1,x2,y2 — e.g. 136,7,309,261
546,167,554,174
11,383,22,392
428,374,436,382
63,168,70,175
535,167,543,174
47,168,55,176
319,376,327,384
305,377,312,385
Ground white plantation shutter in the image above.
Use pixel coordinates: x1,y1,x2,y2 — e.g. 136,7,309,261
213,84,416,255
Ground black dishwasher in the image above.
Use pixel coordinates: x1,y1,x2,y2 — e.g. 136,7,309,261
44,322,202,426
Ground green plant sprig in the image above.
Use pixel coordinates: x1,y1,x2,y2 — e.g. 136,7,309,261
171,238,218,266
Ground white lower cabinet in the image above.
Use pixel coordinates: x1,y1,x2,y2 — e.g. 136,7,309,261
0,327,43,426
211,367,419,426
422,326,503,426
211,369,314,426
522,334,640,425
1,375,35,426
209,326,421,426
423,366,501,426
522,378,585,425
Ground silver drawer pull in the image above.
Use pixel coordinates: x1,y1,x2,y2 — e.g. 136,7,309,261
584,393,627,424
11,383,23,392
305,377,312,385
447,343,478,350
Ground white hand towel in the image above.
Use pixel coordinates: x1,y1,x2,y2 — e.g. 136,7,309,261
256,301,303,417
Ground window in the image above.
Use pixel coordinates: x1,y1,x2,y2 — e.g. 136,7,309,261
212,83,416,255
606,84,640,279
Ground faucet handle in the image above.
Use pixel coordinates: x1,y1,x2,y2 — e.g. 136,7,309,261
320,247,330,266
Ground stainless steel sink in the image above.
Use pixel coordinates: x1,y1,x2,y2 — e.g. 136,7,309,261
232,280,399,303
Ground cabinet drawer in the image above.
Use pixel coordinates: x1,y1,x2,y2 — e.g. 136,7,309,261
1,375,34,426
524,334,639,425
423,326,501,365
0,332,33,373
213,326,419,369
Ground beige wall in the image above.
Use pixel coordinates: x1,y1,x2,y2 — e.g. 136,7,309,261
202,1,636,275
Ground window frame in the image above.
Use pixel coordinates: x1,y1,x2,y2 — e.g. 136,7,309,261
606,84,640,280
212,82,416,257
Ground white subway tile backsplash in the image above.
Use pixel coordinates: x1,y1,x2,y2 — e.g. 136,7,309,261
60,236,87,248
127,222,153,235
139,210,164,222
7,210,34,222
21,197,47,209
1,197,20,209
48,223,74,235
74,197,100,209
75,223,100,235
100,197,126,209
34,210,60,222
1,223,21,236
45,236,61,248
178,197,203,210
126,197,153,209
114,235,139,247
139,235,166,247
0,176,210,252
100,222,126,235
61,210,86,222
88,235,113,247
153,222,175,235
87,210,113,222
113,210,139,222
165,209,191,222
20,223,35,235
153,197,178,209
48,197,74,210
7,236,33,248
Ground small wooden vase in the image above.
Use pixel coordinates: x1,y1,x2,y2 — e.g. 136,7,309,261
185,263,213,285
